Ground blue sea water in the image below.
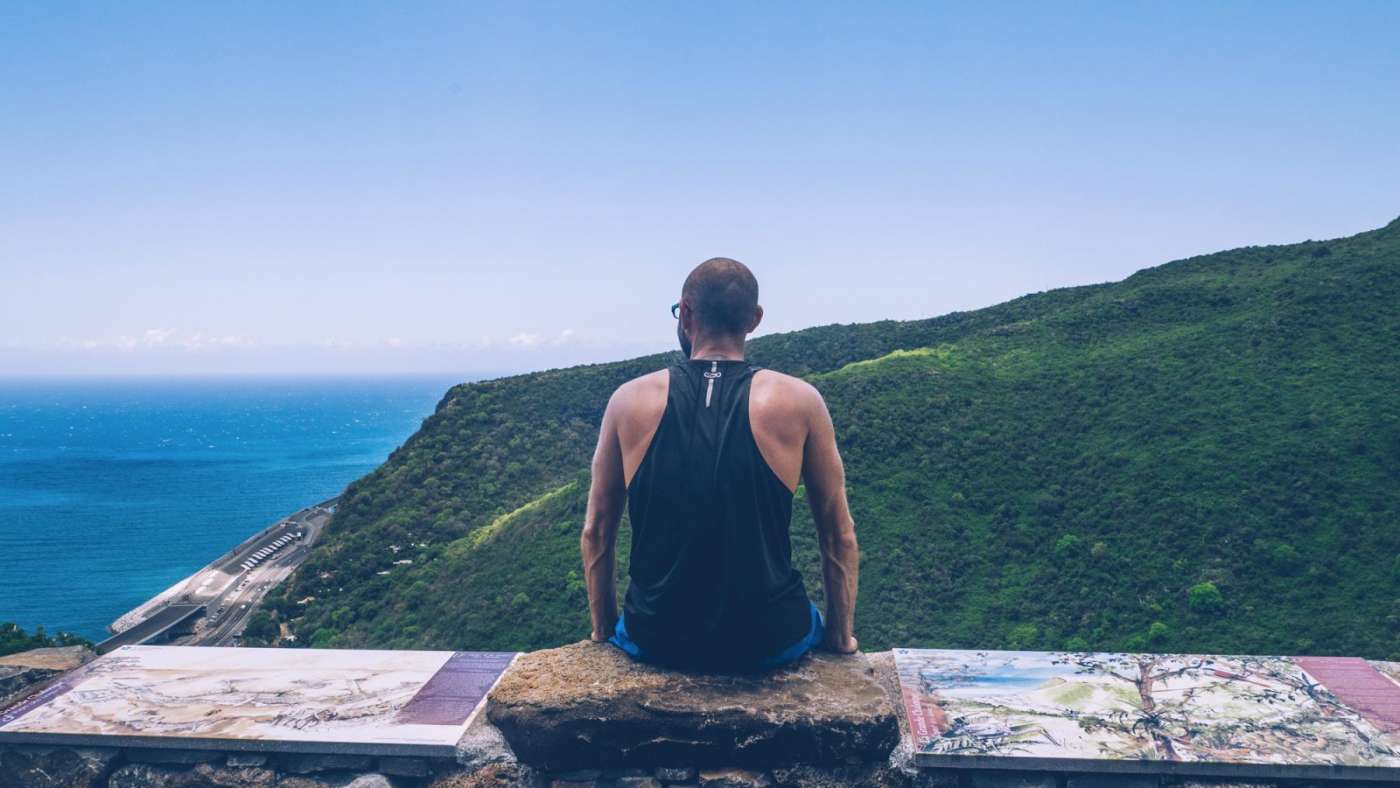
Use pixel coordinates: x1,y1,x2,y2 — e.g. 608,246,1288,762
0,376,465,641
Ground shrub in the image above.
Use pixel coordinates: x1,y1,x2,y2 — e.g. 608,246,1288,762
1254,539,1301,573
242,612,278,646
1188,582,1225,615
1007,623,1039,649
1054,534,1083,556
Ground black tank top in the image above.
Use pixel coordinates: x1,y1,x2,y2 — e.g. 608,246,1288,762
623,357,812,670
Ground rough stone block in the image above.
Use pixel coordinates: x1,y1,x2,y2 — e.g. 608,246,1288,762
428,762,537,787
107,762,277,787
0,646,94,673
125,748,225,764
615,776,663,788
454,715,519,772
276,777,353,788
554,768,603,780
769,761,937,787
0,664,62,707
656,767,699,781
487,641,897,771
964,771,1059,788
276,774,394,788
908,768,960,788
0,647,99,711
275,753,376,774
226,752,269,767
698,768,772,787
0,745,118,788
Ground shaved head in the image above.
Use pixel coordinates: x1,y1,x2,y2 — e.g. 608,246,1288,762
681,257,759,336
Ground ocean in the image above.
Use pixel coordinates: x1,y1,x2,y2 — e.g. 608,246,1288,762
0,376,465,641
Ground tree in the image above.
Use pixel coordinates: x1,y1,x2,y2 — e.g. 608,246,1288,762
1187,582,1224,616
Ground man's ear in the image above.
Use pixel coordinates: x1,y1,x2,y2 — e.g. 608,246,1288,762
748,305,764,334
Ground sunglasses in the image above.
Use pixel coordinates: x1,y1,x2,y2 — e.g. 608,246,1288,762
671,302,681,319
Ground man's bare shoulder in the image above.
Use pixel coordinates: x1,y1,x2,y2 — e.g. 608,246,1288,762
613,368,668,400
751,369,823,416
607,369,669,417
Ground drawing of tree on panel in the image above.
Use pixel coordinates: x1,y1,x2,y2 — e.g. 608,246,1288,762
909,650,1400,766
1065,653,1397,764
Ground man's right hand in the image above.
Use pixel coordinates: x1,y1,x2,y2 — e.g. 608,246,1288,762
822,632,859,654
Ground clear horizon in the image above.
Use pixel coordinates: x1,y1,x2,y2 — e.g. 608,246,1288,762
4,2,1398,375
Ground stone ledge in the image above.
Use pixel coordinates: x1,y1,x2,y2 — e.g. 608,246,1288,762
0,647,94,673
486,641,899,771
0,646,96,711
5,642,1397,787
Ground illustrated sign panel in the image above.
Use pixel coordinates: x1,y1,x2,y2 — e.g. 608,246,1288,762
0,645,517,756
895,649,1400,781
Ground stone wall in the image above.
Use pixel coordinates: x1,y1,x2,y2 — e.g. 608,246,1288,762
0,643,1380,788
0,745,455,788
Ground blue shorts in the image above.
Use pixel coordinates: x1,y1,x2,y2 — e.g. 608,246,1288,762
609,601,825,671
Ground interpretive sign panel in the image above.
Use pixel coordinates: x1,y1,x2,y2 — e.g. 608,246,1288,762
896,648,1400,782
0,645,517,757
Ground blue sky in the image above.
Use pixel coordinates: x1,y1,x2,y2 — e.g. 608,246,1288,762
2,2,1397,375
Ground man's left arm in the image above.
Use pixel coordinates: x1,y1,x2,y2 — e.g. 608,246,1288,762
581,391,627,641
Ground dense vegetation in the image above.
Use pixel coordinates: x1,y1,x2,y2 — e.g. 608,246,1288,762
267,218,1400,660
0,622,89,657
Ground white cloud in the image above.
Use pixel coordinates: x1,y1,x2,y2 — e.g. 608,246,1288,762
64,329,257,352
141,328,177,347
509,329,575,348
177,332,255,351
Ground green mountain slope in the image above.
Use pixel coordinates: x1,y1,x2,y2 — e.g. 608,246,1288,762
264,219,1400,659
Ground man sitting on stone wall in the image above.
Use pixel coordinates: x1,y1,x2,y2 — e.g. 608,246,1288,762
580,258,861,672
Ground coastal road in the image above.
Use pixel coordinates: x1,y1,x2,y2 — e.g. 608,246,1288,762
199,503,331,646
106,499,335,648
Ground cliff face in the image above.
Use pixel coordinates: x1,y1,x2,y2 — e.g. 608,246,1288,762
269,218,1400,660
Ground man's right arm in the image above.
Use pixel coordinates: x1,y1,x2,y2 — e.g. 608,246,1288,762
581,389,627,642
800,385,860,653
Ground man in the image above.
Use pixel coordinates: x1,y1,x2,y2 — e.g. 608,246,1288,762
580,257,860,672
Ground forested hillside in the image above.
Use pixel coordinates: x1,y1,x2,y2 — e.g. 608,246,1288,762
261,218,1400,660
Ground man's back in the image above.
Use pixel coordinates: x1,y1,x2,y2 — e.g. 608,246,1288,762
612,363,819,494
580,257,859,672
612,358,816,669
